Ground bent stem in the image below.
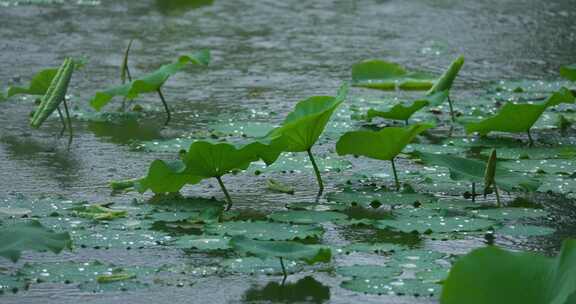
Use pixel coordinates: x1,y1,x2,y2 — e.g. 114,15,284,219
279,257,287,285
157,89,171,126
306,148,324,196
447,96,456,123
56,106,66,137
494,184,501,207
390,158,400,191
216,176,233,211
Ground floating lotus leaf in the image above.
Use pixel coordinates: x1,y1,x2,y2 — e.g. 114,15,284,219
222,257,302,275
267,210,348,224
205,221,324,241
230,236,331,264
0,221,72,262
336,265,401,278
171,235,231,251
342,277,439,297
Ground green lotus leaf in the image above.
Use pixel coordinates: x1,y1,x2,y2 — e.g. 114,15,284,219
336,265,402,278
469,207,548,221
205,221,324,241
6,68,57,98
90,50,210,111
266,84,348,152
560,64,576,82
441,239,576,304
267,210,348,224
465,88,574,136
222,257,302,275
137,159,202,194
351,60,435,90
171,235,231,251
326,189,436,208
414,151,541,192
427,56,465,96
376,215,494,234
336,123,434,161
70,204,127,221
30,57,74,128
0,221,72,262
341,242,405,254
496,224,555,237
367,99,429,122
342,277,440,297
137,140,281,195
230,236,331,265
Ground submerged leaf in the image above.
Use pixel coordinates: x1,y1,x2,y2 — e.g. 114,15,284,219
0,221,72,262
351,60,435,90
90,50,210,111
441,240,576,304
336,123,433,161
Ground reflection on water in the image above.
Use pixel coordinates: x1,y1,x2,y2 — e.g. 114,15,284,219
88,119,163,145
0,135,80,187
155,0,214,15
243,276,330,303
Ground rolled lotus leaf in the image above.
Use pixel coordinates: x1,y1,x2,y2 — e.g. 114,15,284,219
30,58,74,128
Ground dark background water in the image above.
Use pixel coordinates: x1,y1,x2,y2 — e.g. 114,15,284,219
0,0,575,303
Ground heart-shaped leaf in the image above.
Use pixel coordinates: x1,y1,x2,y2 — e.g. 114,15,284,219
90,50,210,111
336,123,434,161
6,68,57,98
560,64,576,82
367,99,429,122
465,88,574,136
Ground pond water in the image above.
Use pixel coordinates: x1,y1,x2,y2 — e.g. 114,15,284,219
0,0,575,303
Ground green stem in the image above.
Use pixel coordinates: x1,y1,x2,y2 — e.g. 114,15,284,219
56,106,66,137
306,148,324,196
157,89,171,126
391,158,400,191
494,184,501,207
471,182,476,202
279,257,287,285
62,98,73,146
447,96,456,123
404,119,409,126
216,176,233,211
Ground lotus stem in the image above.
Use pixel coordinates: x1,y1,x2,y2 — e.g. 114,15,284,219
527,129,534,146
279,257,287,285
62,98,73,145
471,182,476,202
391,158,400,191
306,148,324,196
57,106,66,137
216,176,233,211
447,96,456,123
494,184,501,207
157,89,171,126
404,119,409,126
121,39,134,84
